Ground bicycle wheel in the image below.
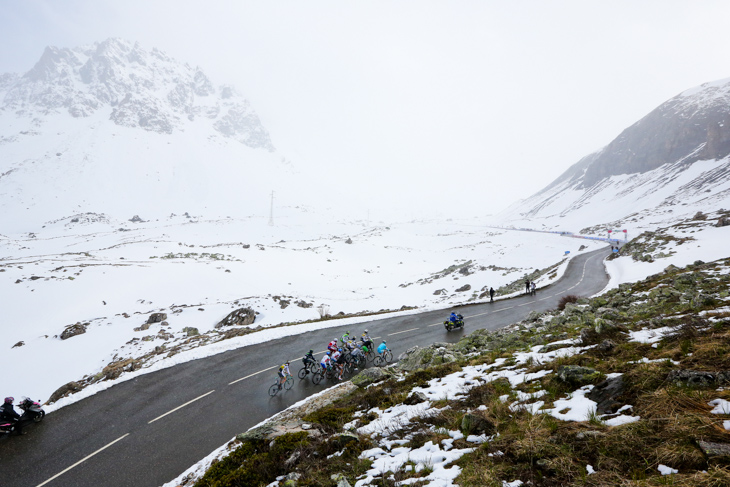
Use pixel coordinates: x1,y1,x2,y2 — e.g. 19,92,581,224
268,383,280,397
356,356,366,370
308,362,319,374
325,367,335,380
373,356,383,367
384,350,393,363
365,350,375,362
298,367,308,380
284,376,294,390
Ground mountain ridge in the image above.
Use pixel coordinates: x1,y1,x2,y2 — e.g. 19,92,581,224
501,76,730,231
1,37,274,150
0,38,301,232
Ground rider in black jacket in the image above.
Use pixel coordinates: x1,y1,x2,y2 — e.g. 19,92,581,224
1,397,24,434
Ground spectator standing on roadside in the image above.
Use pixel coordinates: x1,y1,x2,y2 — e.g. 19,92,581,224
525,280,530,295
531,281,536,296
489,287,495,302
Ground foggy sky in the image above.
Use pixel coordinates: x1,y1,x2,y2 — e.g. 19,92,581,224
2,1,730,219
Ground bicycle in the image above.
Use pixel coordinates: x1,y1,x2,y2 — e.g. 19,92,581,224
312,363,333,385
350,352,366,371
268,375,293,396
374,348,393,367
363,347,376,363
298,359,319,379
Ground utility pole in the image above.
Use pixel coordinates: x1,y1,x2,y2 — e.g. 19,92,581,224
268,191,274,226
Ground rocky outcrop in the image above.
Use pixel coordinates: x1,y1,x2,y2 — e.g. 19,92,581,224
396,344,465,372
717,216,730,227
666,370,730,388
146,312,167,324
60,322,88,340
556,365,602,386
216,307,256,328
699,440,730,459
47,381,83,403
586,376,625,414
97,358,141,381
237,383,357,442
351,367,394,388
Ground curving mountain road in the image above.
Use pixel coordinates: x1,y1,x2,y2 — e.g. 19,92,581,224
0,246,610,487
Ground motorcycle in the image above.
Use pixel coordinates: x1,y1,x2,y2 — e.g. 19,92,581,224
0,397,45,436
444,314,465,332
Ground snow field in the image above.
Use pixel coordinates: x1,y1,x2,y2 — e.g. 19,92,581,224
1,216,602,406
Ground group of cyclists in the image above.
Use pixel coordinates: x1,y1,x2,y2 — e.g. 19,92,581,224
271,329,392,395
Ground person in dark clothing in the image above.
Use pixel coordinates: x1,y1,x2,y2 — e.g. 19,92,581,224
525,280,531,294
335,351,347,380
1,397,23,434
302,350,316,369
489,287,495,303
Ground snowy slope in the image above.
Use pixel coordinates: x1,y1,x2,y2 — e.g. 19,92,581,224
0,214,604,406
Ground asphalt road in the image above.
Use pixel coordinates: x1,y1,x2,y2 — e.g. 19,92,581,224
0,246,610,487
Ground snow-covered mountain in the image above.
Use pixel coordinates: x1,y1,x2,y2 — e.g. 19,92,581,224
0,38,295,233
3,38,274,147
500,77,730,232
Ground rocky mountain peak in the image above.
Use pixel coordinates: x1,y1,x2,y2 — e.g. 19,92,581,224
500,76,730,228
579,77,730,188
2,38,274,150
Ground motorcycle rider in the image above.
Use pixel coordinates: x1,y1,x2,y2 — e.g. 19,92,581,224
449,312,459,323
1,397,23,435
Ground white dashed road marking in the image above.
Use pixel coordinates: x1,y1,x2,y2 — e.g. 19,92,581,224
148,390,215,424
36,433,131,487
388,327,419,336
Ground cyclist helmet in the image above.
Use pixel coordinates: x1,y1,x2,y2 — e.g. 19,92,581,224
285,361,290,365
382,340,386,344
338,348,342,352
364,329,368,333
4,397,13,404
309,350,314,354
326,351,331,355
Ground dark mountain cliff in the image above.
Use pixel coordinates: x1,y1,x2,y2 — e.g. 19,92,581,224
579,79,730,188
